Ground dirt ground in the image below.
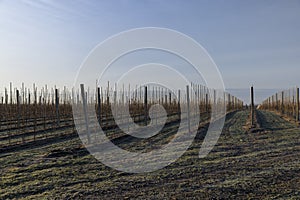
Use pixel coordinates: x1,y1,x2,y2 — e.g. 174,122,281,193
0,110,299,199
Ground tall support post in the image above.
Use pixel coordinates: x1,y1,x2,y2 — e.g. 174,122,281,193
55,89,60,127
224,92,226,113
281,91,284,114
165,94,167,107
5,88,8,105
16,90,23,143
251,86,255,127
144,86,148,125
213,90,216,107
33,84,37,139
71,87,75,132
296,87,299,122
227,94,231,111
80,84,91,144
186,85,191,133
97,87,101,123
10,82,12,104
275,93,278,110
206,93,209,113
107,81,110,105
122,84,125,106
178,90,181,118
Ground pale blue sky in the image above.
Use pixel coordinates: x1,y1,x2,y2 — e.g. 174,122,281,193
1,0,300,93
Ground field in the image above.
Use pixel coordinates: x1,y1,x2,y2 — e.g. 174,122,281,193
1,109,299,199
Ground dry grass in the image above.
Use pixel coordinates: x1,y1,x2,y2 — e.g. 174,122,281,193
0,110,299,199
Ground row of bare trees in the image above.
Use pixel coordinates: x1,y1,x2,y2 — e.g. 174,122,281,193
0,82,244,148
259,87,299,122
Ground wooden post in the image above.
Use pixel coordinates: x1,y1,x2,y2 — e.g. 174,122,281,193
165,94,167,106
251,86,255,127
6,87,10,144
281,91,284,114
5,88,8,105
122,84,125,106
113,84,117,106
186,85,191,133
205,93,209,113
28,91,31,106
16,90,23,143
10,82,12,104
224,92,226,113
33,84,37,140
97,87,101,123
107,81,110,105
0,96,1,130
275,93,278,110
292,93,295,118
213,90,216,106
232,96,236,111
178,90,181,118
80,84,91,144
296,87,299,122
144,86,148,125
197,85,200,105
55,89,60,127
128,84,131,104
227,93,231,111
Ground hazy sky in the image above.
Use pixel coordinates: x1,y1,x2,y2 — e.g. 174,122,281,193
1,0,300,91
